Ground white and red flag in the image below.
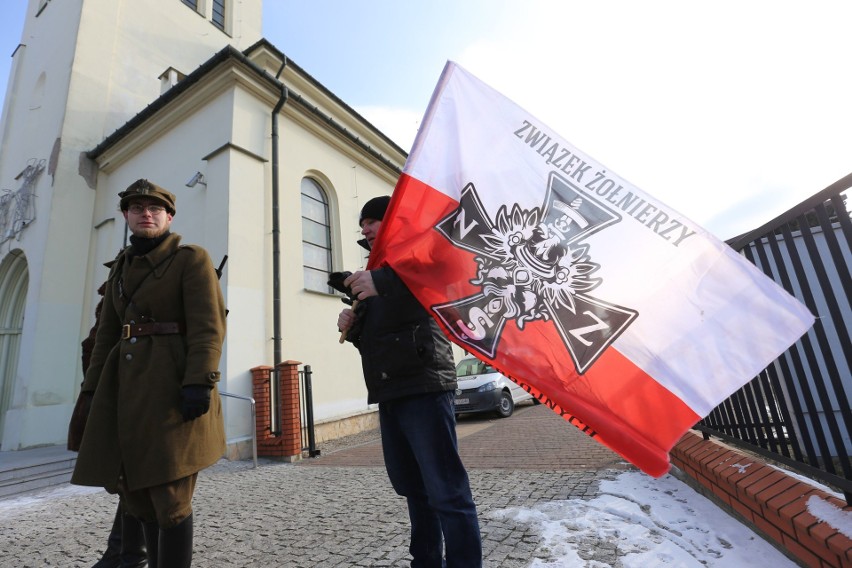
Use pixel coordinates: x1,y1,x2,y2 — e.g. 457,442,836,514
368,61,814,477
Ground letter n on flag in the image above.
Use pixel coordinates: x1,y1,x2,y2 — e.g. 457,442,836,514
367,61,815,477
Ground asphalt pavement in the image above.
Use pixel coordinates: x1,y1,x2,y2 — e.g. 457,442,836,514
0,403,632,567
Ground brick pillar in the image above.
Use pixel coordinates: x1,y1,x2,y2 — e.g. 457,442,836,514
251,361,303,462
277,360,303,458
251,365,274,446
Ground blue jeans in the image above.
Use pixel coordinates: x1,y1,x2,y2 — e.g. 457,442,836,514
379,391,482,568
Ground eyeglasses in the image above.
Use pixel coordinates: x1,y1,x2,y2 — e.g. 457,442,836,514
128,204,166,215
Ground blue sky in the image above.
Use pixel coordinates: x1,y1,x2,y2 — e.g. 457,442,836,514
2,1,851,240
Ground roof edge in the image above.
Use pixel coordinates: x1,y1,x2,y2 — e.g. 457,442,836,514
88,40,407,167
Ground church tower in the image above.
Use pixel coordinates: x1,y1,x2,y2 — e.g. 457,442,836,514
0,0,262,449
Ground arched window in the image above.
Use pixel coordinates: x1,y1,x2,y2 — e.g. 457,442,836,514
301,178,333,293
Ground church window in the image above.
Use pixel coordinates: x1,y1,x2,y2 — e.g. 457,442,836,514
212,0,225,30
212,0,227,30
301,178,333,293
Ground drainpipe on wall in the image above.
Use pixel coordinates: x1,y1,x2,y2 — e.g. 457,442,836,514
267,60,288,436
271,59,288,369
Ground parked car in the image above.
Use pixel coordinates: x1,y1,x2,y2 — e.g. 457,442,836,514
453,356,534,418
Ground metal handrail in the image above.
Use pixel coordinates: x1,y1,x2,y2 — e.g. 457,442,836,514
219,391,257,469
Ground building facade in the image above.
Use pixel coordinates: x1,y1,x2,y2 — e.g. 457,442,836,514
0,0,404,453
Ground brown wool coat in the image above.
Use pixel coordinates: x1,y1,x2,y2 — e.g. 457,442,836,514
71,234,226,492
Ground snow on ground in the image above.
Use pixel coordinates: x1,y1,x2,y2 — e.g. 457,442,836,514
0,483,101,515
4,469,844,566
490,470,799,567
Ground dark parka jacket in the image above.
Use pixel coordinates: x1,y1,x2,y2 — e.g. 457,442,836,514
347,265,457,404
71,233,226,492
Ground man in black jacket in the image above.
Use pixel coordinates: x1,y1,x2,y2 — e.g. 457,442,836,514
336,195,482,567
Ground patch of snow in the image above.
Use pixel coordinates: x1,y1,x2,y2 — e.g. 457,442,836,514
807,495,852,540
491,471,798,567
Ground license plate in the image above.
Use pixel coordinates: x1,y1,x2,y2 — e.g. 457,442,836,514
454,398,469,405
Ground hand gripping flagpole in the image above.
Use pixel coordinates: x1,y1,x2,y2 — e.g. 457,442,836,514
327,271,357,344
339,300,358,344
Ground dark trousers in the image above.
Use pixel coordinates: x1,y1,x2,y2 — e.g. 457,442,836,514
379,391,482,568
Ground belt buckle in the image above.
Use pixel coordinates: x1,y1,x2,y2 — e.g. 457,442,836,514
121,324,131,340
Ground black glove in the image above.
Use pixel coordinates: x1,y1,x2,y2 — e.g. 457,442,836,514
181,385,212,421
327,271,356,305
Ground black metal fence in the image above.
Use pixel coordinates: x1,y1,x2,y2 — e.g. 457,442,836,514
697,173,852,502
299,365,320,457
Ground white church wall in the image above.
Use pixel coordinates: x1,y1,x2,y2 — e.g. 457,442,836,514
0,0,409,451
276,114,394,424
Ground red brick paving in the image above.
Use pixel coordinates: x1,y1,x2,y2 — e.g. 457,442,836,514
298,403,628,471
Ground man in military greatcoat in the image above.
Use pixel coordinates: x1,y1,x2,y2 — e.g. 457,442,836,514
71,179,227,568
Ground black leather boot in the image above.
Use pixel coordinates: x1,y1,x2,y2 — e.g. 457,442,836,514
158,514,193,568
120,512,148,567
91,505,122,568
141,522,160,568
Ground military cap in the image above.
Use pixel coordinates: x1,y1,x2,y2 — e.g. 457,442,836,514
118,179,176,215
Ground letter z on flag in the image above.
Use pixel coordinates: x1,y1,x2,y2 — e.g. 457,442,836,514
367,61,815,477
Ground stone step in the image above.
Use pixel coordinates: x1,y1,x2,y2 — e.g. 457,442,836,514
0,467,74,498
0,445,77,499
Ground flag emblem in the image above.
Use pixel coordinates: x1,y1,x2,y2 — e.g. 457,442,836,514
433,171,638,373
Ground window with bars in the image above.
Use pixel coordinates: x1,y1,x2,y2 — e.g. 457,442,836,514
181,0,198,10
301,178,333,293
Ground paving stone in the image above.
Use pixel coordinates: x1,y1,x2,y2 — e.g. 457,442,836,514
0,405,645,567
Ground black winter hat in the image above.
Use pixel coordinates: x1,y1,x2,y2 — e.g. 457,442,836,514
359,195,391,225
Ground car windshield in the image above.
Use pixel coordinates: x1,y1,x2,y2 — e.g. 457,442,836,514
456,358,494,377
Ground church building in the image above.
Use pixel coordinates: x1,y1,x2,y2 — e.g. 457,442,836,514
0,0,404,454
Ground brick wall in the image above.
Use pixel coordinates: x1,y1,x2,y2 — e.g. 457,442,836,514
671,431,851,568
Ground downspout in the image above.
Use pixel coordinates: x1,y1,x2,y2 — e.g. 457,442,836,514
267,60,288,436
271,58,288,369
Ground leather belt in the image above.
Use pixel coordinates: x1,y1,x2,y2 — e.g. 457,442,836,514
122,322,184,340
